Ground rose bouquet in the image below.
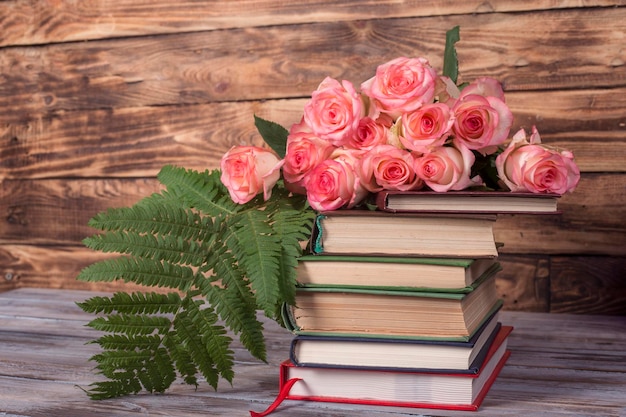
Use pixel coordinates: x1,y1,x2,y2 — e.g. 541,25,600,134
221,48,579,211
77,27,580,400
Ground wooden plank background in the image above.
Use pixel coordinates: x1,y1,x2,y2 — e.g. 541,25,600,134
1,0,625,313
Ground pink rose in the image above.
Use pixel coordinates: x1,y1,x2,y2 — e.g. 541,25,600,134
460,77,506,102
283,130,336,193
413,143,482,192
303,77,364,146
361,57,437,118
358,144,423,192
452,94,513,153
495,127,580,194
347,116,395,151
399,103,455,153
304,149,368,211
220,146,283,204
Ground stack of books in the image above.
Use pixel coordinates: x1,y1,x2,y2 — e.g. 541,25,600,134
265,191,560,414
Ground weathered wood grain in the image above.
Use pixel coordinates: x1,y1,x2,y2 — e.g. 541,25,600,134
495,255,550,312
1,1,624,314
0,288,625,416
494,173,626,256
1,7,625,119
1,89,624,181
0,245,162,294
0,178,163,245
0,100,287,180
0,274,17,293
1,0,622,47
549,256,626,315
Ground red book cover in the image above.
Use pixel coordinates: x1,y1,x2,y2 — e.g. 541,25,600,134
250,326,512,416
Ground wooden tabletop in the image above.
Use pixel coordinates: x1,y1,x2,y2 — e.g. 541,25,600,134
1,288,625,417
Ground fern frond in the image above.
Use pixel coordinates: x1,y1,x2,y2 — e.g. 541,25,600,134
223,208,281,317
139,347,177,393
91,334,162,351
267,192,316,307
90,347,176,395
88,193,214,243
162,332,199,387
91,349,156,369
85,379,142,400
77,257,195,292
77,292,182,315
84,231,209,267
204,254,266,361
172,305,221,390
78,164,316,399
183,297,235,384
87,314,172,336
157,166,239,219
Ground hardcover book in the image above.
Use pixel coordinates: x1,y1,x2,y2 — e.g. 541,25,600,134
311,211,499,258
284,273,501,341
275,326,513,412
290,308,502,372
296,255,500,292
375,190,561,214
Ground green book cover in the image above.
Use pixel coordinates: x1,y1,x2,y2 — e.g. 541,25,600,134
294,266,496,299
298,254,478,267
296,255,501,293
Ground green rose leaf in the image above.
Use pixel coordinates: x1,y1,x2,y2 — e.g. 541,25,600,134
254,115,289,158
443,25,460,85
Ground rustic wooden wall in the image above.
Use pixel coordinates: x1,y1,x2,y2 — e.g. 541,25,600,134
1,1,625,314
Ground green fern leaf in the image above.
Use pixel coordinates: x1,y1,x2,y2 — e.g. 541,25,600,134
77,257,196,292
91,334,162,351
183,297,235,383
91,349,156,370
162,332,200,387
88,194,214,243
91,348,176,395
85,379,143,400
139,347,177,393
172,306,221,390
78,164,315,399
77,292,182,315
157,166,239,219
87,314,172,336
224,208,281,317
267,192,316,307
197,275,266,361
84,231,209,267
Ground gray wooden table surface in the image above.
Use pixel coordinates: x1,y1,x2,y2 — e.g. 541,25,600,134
1,288,625,417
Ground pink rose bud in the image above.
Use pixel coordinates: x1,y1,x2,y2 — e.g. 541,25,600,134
303,77,365,146
361,57,438,118
398,103,455,153
304,148,368,211
495,127,580,194
220,146,283,204
452,94,513,153
358,144,423,192
413,143,483,192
